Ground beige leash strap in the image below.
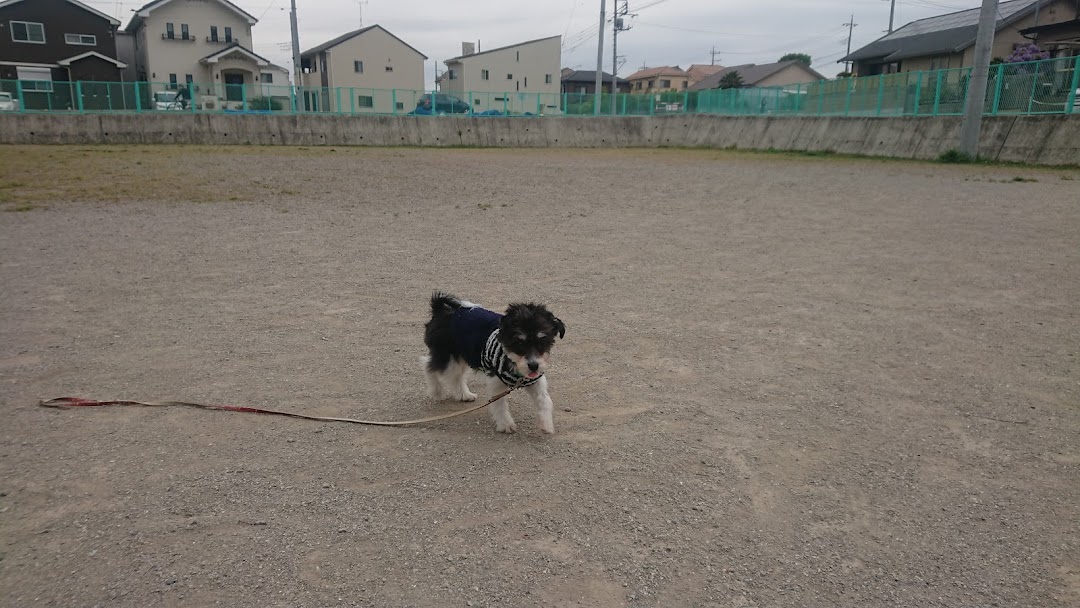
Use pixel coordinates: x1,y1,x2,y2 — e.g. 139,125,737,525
38,386,519,427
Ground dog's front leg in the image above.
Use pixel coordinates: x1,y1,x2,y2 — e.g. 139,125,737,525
486,375,517,433
525,376,555,434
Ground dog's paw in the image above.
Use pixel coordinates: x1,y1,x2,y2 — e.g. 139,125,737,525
454,389,478,402
495,420,518,434
538,417,555,435
426,386,448,400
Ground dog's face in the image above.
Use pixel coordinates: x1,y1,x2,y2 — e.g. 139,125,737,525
498,303,566,379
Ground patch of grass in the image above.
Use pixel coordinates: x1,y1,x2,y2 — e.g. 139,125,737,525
5,203,36,212
477,203,492,210
1060,175,1074,181
937,149,974,164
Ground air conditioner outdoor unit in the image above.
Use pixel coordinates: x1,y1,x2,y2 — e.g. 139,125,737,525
201,95,217,110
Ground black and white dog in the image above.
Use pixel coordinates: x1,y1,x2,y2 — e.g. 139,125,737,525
422,292,565,434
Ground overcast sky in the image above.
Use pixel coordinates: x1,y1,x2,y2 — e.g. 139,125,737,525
92,0,992,86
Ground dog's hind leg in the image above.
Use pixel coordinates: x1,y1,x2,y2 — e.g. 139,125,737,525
524,375,555,434
447,359,478,402
421,356,448,400
486,375,517,434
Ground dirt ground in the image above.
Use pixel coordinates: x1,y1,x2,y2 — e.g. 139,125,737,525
1,145,1078,607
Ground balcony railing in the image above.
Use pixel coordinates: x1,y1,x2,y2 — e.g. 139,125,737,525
161,33,195,41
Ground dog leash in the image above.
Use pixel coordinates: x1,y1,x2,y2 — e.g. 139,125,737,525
38,383,523,427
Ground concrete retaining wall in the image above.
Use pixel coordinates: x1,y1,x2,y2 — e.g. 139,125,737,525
1,113,1077,165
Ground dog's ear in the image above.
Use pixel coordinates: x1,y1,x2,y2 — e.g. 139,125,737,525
551,314,566,339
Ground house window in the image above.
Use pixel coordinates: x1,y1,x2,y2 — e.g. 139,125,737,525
660,79,671,88
635,81,642,90
261,72,273,83
682,81,688,89
166,23,174,39
524,76,528,87
168,74,177,89
181,24,189,40
210,26,218,41
65,33,96,46
516,81,520,91
11,21,46,43
545,74,552,84
16,66,52,91
507,73,513,79
481,69,489,80
358,95,374,108
448,68,457,80
516,51,520,62
354,60,364,73
648,79,654,88
395,101,404,110
185,74,193,86
224,27,232,43
385,66,393,72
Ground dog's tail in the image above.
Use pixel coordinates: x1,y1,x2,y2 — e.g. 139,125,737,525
430,292,462,315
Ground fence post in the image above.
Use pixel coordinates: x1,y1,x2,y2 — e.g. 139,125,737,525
843,77,853,116
503,92,508,115
1067,55,1080,114
990,62,1005,115
932,70,944,115
817,81,824,114
76,81,84,113
912,71,922,116
1026,60,1041,114
134,81,142,112
15,79,25,112
875,74,885,116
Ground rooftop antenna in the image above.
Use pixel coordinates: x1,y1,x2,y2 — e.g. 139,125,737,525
358,1,370,27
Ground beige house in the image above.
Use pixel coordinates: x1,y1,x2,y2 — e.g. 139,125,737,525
686,64,724,87
299,24,427,113
689,60,826,91
126,0,273,109
442,35,562,114
842,0,1080,76
625,66,690,94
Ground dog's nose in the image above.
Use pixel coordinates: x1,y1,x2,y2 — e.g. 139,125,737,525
527,361,540,372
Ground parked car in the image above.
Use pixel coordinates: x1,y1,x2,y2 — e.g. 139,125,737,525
409,93,471,114
153,90,184,110
0,92,19,111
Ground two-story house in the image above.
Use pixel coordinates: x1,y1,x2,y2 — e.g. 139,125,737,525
442,36,561,114
125,0,276,109
299,24,426,113
624,66,690,94
0,0,127,89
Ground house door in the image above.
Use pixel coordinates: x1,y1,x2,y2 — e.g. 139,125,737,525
223,73,245,102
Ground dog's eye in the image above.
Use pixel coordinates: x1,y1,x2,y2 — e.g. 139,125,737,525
537,332,546,339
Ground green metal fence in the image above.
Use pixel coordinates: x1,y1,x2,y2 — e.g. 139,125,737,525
1,55,1077,117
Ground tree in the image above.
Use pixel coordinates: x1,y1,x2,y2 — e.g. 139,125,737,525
779,53,812,66
718,71,745,89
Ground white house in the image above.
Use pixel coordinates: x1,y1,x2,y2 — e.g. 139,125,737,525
299,24,427,113
442,35,561,114
125,0,275,109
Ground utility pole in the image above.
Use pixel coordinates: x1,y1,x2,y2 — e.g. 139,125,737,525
594,0,606,115
289,0,302,89
888,0,896,34
843,15,857,73
612,0,630,115
959,0,999,158
710,46,721,66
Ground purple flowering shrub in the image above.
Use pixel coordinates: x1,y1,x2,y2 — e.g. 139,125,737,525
1005,43,1049,64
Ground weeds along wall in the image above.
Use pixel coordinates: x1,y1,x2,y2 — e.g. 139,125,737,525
0,113,1078,166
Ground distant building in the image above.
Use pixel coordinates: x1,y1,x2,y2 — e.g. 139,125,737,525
841,0,1080,76
560,69,630,95
689,60,825,91
443,36,561,114
625,66,690,94
299,24,427,113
